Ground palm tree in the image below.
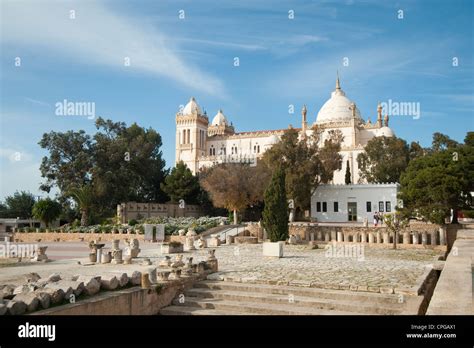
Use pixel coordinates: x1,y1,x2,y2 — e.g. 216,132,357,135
68,185,95,226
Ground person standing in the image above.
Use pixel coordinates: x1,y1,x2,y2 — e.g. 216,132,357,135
373,212,378,227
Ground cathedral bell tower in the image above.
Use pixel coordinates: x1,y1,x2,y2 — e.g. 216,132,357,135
175,97,209,174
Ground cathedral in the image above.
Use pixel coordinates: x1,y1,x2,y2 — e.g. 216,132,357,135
175,75,395,185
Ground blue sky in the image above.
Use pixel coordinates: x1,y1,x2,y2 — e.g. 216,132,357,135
1,0,473,199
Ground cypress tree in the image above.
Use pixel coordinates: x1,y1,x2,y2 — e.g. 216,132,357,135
262,168,289,242
345,160,352,185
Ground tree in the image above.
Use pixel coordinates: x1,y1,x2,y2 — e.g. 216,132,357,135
92,118,168,208
398,132,473,224
0,191,36,219
39,118,169,219
39,130,93,193
383,213,408,250
32,198,62,227
68,185,95,226
345,160,351,184
262,127,342,217
357,136,410,183
200,163,270,224
431,132,458,152
262,168,289,242
161,161,200,204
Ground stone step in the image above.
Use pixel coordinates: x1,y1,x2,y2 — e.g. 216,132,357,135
171,297,360,315
195,280,402,305
159,305,251,315
183,288,404,315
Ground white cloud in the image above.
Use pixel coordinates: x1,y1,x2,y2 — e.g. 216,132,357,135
1,0,225,96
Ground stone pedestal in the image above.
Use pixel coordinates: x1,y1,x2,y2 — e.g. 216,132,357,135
32,246,49,262
208,236,221,247
439,227,446,245
336,232,343,242
111,249,123,264
412,232,419,245
342,232,348,242
141,273,151,289
185,236,196,250
368,232,374,244
403,232,410,244
421,232,428,246
157,271,170,281
376,232,382,244
226,235,234,245
431,232,437,246
112,239,120,250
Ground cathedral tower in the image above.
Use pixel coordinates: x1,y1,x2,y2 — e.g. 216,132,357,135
175,97,209,173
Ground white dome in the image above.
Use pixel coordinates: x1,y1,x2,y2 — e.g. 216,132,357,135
182,97,202,115
211,109,228,126
316,79,362,124
377,126,395,137
267,134,280,145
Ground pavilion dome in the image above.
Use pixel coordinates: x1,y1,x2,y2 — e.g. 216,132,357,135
182,97,202,115
377,126,395,137
268,134,280,145
211,109,228,126
316,77,362,124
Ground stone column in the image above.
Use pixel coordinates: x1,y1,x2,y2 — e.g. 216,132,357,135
402,232,410,245
368,232,374,244
96,248,102,263
330,230,337,241
317,231,322,240
431,232,437,246
421,232,428,246
412,232,419,245
324,232,330,242
112,239,120,250
439,227,446,245
337,232,343,242
343,232,349,242
376,232,382,244
361,231,367,243
383,232,390,244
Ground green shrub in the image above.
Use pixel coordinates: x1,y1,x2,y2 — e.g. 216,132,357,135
128,219,138,226
462,210,474,218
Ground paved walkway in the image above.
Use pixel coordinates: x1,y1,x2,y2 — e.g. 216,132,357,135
0,242,442,294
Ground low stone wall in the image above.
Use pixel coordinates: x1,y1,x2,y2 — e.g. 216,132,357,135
11,232,194,245
32,275,202,315
287,222,457,250
12,232,145,243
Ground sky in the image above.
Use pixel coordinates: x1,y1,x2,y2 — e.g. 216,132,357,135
0,0,473,200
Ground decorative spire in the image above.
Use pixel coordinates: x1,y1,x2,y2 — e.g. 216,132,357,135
377,102,383,128
336,71,341,90
301,104,308,135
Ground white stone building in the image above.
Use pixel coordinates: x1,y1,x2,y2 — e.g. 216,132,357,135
175,75,395,185
311,183,399,223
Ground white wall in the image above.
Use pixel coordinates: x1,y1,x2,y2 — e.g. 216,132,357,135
311,184,399,223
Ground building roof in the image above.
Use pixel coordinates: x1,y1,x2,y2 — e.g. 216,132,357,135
315,76,362,125
182,97,202,115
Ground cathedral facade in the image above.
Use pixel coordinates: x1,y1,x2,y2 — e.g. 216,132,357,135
175,76,395,185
